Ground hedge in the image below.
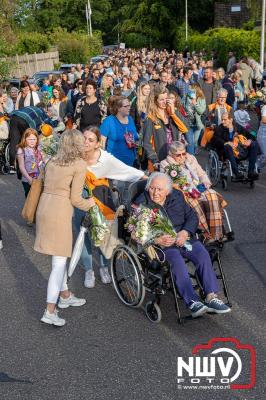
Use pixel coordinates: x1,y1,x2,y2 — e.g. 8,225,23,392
15,32,51,55
174,27,261,66
50,29,102,63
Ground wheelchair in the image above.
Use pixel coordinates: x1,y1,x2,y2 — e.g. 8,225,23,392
0,139,10,174
110,180,232,324
205,146,258,190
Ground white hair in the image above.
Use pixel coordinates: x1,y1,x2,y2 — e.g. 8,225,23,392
217,88,228,97
145,172,173,193
169,141,186,155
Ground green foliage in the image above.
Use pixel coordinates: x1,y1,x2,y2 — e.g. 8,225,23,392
182,28,261,66
0,59,12,81
15,32,50,55
173,23,197,53
242,20,255,31
122,33,149,49
50,29,102,63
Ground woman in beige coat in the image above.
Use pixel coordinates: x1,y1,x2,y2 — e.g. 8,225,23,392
35,129,94,326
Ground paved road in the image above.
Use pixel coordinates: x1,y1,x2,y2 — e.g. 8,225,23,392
0,162,266,400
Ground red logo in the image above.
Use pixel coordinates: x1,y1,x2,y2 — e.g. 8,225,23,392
177,337,256,390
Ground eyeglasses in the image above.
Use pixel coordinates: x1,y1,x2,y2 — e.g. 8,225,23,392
121,104,130,108
173,152,186,158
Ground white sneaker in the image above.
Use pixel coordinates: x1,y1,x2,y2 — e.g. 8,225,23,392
99,267,112,284
41,309,65,326
0,240,3,250
84,270,95,288
58,293,86,309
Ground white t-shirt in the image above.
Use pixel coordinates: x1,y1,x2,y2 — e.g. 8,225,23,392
87,149,144,182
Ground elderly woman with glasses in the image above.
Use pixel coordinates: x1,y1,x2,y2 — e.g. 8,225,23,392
160,141,227,242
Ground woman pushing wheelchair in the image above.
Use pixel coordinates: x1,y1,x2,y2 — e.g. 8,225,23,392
133,172,231,318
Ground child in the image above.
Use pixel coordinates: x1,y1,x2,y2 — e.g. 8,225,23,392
16,128,43,197
234,101,251,130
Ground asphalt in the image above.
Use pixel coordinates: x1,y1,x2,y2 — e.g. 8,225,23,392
0,155,265,400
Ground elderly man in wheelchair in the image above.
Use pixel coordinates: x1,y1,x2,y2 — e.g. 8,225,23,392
211,112,259,181
132,172,231,319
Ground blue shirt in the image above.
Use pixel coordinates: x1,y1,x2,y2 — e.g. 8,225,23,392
176,78,192,99
100,115,138,166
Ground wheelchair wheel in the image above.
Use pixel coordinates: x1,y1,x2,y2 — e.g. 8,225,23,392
145,301,162,323
205,150,220,187
111,245,145,308
5,143,10,165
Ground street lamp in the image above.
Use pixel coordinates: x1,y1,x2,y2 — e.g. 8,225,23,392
185,0,188,41
260,0,266,69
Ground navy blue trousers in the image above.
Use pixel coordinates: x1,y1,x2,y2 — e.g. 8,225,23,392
164,241,219,307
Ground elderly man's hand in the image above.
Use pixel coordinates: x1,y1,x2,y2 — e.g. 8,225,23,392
176,230,189,247
155,235,176,247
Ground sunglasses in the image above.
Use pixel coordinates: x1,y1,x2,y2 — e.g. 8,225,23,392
173,152,186,158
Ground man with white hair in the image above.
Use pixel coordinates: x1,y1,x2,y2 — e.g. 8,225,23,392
134,172,231,318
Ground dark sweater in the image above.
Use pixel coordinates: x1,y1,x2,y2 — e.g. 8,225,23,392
134,189,198,235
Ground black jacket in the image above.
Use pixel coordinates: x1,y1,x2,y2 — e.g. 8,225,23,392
134,189,198,235
211,124,235,155
143,111,189,164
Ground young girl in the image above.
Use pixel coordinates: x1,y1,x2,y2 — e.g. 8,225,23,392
17,128,43,197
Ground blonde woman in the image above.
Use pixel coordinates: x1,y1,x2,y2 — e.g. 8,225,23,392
100,74,114,106
184,82,206,154
34,129,95,326
142,84,189,171
130,82,151,132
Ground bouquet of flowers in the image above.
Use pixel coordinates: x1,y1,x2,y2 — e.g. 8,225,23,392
164,164,201,199
126,205,192,250
247,90,266,106
40,134,60,160
83,185,109,247
126,205,176,245
41,91,50,109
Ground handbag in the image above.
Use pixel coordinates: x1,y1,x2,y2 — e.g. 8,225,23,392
21,175,44,223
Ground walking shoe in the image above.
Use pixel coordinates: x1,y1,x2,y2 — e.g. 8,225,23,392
248,171,259,181
9,166,16,175
84,270,95,288
205,298,231,314
41,309,65,326
99,267,112,284
58,293,86,309
189,301,208,318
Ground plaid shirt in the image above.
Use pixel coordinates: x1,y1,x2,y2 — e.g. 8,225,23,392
176,78,192,99
11,107,57,130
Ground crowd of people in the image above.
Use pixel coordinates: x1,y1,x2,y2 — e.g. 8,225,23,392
1,47,266,326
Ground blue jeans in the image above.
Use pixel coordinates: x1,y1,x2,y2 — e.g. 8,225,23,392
73,207,108,271
186,125,202,155
164,241,219,307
